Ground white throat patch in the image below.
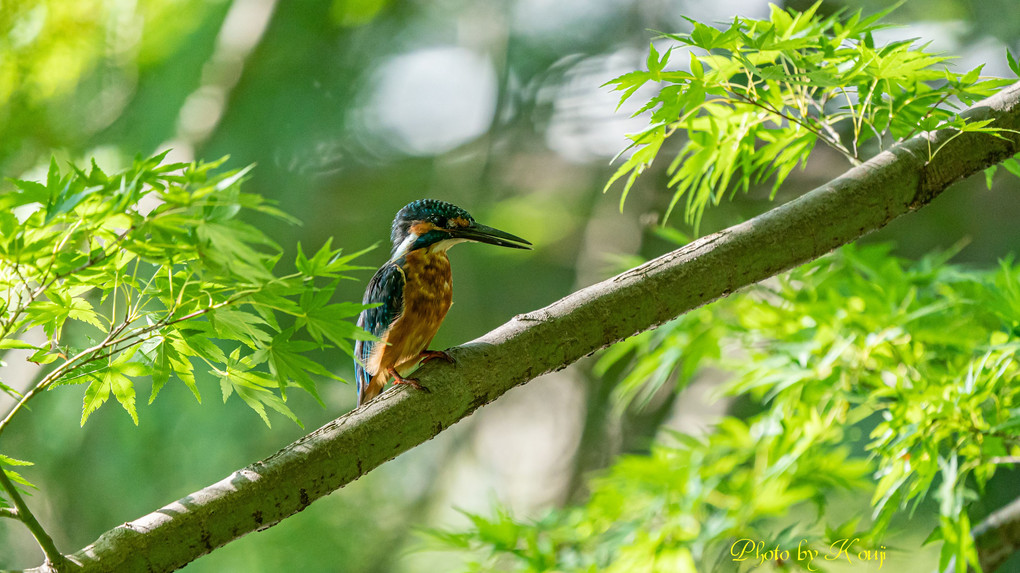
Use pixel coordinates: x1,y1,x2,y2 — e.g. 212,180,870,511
391,234,468,260
428,238,468,253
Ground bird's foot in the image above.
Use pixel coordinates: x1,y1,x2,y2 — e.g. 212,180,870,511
419,350,454,365
388,367,430,394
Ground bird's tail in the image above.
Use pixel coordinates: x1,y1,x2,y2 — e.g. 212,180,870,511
357,370,386,407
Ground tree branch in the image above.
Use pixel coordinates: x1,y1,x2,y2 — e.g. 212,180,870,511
20,82,1020,573
0,466,67,570
973,496,1020,572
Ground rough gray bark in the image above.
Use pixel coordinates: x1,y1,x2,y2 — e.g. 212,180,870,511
20,82,1020,573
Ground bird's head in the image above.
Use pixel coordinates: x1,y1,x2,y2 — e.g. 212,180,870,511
389,199,531,259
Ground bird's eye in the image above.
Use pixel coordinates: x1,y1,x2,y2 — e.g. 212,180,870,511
445,219,457,228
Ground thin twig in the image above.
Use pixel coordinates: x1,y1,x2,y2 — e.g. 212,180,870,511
902,91,955,142
0,225,136,341
0,271,303,438
0,319,132,438
989,456,1020,465
729,90,862,165
0,465,67,569
968,495,1020,572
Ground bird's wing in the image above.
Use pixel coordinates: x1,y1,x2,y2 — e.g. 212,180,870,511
354,260,406,404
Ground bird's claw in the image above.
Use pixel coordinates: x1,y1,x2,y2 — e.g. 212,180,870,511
419,350,454,365
388,367,430,393
393,377,430,393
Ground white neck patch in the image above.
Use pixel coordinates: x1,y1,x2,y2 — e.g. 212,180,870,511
391,234,467,260
427,238,468,253
391,233,419,260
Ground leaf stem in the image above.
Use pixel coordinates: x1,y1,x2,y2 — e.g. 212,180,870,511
0,465,68,569
729,90,862,165
902,91,955,142
0,225,136,342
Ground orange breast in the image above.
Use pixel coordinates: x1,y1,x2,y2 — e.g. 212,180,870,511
371,250,453,373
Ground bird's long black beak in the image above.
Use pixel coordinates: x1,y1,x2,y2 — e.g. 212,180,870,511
453,223,532,250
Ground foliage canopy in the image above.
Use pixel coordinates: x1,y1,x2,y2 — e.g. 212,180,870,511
0,153,372,528
604,2,1019,228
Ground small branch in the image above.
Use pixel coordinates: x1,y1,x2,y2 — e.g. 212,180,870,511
90,283,285,361
1,240,109,338
902,92,956,142
1,506,18,519
0,319,133,438
971,496,1020,572
0,466,67,569
814,115,849,153
0,384,52,441
729,90,862,165
989,456,1020,465
0,273,301,437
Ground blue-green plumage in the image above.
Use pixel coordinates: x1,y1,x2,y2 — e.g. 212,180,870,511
354,261,405,405
353,199,531,407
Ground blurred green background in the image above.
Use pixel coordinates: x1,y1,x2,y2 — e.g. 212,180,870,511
1,0,1018,571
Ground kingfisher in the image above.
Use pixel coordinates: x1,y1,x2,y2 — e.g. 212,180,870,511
354,199,531,407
